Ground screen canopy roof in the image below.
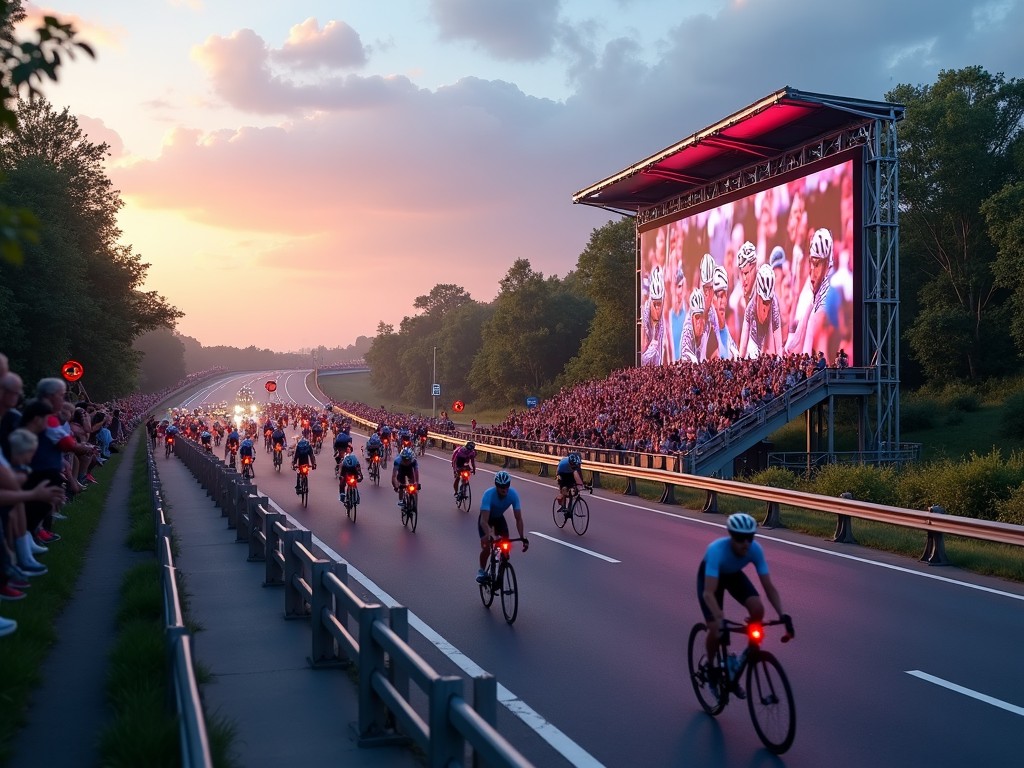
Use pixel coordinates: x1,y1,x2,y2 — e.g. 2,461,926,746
572,86,905,216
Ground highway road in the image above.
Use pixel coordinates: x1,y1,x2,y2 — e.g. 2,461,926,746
167,370,1024,767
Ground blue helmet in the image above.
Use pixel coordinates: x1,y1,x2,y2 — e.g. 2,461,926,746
400,447,414,462
297,438,310,449
342,454,359,468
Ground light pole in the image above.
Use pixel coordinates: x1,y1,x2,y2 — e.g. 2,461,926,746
432,346,437,419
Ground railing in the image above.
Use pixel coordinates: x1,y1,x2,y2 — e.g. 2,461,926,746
173,437,534,768
147,445,213,768
332,405,1024,565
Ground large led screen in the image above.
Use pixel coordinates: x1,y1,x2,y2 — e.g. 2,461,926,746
638,154,857,367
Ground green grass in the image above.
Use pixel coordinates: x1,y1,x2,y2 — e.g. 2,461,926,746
0,451,121,765
314,371,512,427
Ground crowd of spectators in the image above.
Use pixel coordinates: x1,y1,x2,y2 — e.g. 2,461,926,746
317,360,367,373
325,351,841,461
0,358,226,636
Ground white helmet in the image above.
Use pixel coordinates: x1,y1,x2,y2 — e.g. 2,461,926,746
649,265,665,301
712,264,729,293
736,241,758,268
689,288,705,314
700,253,716,286
755,262,775,301
809,228,834,270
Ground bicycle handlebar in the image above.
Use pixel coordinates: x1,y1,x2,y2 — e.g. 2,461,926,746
721,616,795,643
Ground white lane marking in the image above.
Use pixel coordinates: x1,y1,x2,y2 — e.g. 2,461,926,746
303,370,326,407
499,468,1024,603
906,671,1024,717
529,531,620,563
264,496,606,767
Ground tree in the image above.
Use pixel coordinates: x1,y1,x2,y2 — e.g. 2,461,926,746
888,67,1024,381
984,177,1024,360
561,217,634,383
134,327,186,393
0,0,93,265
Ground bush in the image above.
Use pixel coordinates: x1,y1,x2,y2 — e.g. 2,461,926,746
811,463,900,506
901,397,938,432
747,467,805,491
903,450,1024,520
938,382,981,413
999,391,1024,440
995,483,1024,526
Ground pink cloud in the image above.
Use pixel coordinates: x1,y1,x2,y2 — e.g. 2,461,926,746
20,3,124,51
76,114,125,158
192,28,413,114
274,18,368,69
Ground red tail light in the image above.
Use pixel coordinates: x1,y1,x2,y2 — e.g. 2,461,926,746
167,437,174,444
382,438,389,445
407,484,417,494
372,455,380,464
748,623,764,643
461,470,470,481
243,456,252,465
300,465,310,475
274,445,282,452
346,475,357,486
500,540,510,553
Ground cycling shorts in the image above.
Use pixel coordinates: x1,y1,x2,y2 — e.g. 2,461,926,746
478,515,510,541
696,560,759,621
557,472,576,490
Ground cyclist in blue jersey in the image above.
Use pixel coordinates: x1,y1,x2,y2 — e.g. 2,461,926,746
698,513,788,688
225,427,240,459
554,452,584,515
333,429,353,466
391,447,420,502
364,433,383,464
476,471,528,583
271,425,287,451
239,436,255,460
291,437,317,493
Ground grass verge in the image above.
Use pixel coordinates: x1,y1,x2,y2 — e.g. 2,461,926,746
97,441,237,767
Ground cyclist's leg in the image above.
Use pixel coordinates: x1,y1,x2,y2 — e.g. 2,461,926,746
698,562,727,663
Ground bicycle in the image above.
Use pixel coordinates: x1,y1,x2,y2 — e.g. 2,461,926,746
479,536,527,624
397,482,419,532
295,464,313,508
553,483,592,535
455,468,473,511
382,439,392,464
416,436,427,457
687,616,796,754
273,444,284,472
241,454,254,481
228,447,237,470
164,436,174,459
341,474,360,522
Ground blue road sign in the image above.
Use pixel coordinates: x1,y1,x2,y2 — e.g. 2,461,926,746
526,396,538,408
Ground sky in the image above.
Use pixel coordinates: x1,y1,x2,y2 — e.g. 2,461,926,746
19,0,1024,353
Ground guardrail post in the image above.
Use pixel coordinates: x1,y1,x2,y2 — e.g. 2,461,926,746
264,516,288,585
702,490,719,514
388,606,410,706
428,676,464,768
659,483,677,505
762,500,781,528
309,561,348,668
282,529,312,613
537,463,549,477
356,605,391,744
472,674,497,768
921,506,951,566
623,476,637,496
833,492,857,543
590,471,602,490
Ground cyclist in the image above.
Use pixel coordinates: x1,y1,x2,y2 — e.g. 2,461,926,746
333,428,353,465
271,424,287,452
476,471,528,583
200,429,212,453
225,427,240,460
698,513,788,692
311,418,325,449
555,452,584,517
291,437,316,493
391,447,420,505
338,453,363,503
451,440,477,497
239,436,255,473
165,423,179,445
364,432,383,466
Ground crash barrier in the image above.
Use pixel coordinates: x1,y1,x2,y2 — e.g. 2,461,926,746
333,409,1024,567
147,445,214,768
173,437,533,768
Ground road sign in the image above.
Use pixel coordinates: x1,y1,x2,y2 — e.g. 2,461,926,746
432,384,441,397
525,396,538,408
265,381,277,392
61,360,84,382
452,400,465,413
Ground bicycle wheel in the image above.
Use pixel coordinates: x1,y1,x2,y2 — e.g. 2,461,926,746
499,561,518,624
571,496,590,535
687,623,726,716
458,482,471,512
350,492,358,523
479,558,496,608
300,477,308,508
400,498,409,527
746,651,796,754
552,498,568,528
409,494,418,532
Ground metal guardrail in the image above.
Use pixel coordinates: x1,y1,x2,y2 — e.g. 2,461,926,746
173,437,534,768
333,407,1024,565
146,445,213,768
